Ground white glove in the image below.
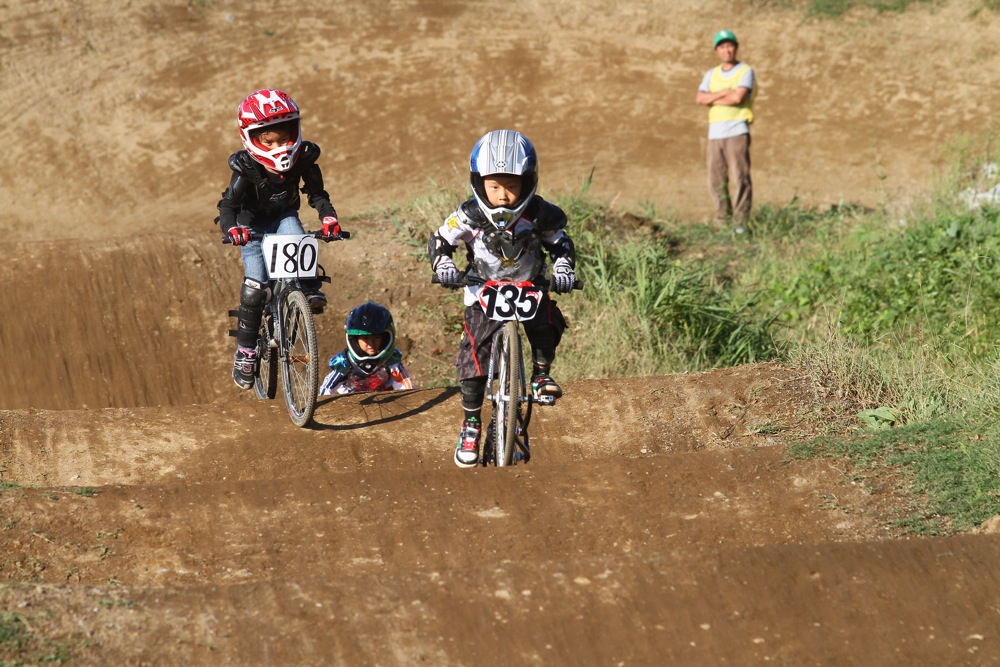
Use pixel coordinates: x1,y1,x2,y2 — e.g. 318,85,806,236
434,256,462,287
552,257,575,293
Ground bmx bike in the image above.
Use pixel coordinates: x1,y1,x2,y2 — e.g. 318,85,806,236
435,273,582,467
225,229,350,427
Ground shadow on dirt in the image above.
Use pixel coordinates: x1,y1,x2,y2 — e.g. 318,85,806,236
311,387,460,431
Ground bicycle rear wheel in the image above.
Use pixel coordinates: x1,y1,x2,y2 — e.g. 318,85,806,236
492,321,525,467
279,290,319,427
254,310,278,400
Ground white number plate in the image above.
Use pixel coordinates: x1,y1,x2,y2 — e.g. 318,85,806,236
477,280,542,322
261,234,320,279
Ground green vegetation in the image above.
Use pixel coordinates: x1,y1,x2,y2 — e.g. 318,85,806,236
760,0,933,18
559,177,778,378
0,611,73,665
564,123,999,536
789,416,1000,533
972,0,1000,17
768,0,997,18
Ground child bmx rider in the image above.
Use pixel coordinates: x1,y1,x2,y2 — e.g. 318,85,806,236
217,88,343,390
319,301,415,395
428,129,578,468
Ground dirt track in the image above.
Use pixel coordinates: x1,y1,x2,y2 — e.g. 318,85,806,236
3,0,1000,664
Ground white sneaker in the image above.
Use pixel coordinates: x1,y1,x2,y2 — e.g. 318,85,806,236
454,419,481,468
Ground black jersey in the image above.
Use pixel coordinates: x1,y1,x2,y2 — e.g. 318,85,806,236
216,141,337,233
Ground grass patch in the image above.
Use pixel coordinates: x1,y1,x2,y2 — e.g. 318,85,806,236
788,416,1000,534
554,176,780,378
802,0,931,17
747,0,936,17
0,611,74,665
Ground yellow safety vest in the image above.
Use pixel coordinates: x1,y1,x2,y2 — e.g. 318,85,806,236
708,64,755,124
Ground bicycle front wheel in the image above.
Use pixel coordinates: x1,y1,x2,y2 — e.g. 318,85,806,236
492,320,524,467
254,310,278,400
279,290,319,427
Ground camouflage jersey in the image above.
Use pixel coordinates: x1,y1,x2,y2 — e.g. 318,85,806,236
428,196,575,306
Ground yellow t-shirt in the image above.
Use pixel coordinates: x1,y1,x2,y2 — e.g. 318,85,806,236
708,63,755,125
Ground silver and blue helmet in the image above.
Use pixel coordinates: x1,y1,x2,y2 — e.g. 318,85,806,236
469,129,538,230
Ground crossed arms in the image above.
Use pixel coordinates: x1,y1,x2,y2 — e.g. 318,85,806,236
696,86,750,107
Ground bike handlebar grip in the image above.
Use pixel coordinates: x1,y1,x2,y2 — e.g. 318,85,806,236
430,273,471,289
222,230,257,244
312,230,351,241
433,273,576,290
547,277,585,292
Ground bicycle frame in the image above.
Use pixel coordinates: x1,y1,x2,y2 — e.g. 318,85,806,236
483,318,551,467
477,281,557,467
255,274,323,427
261,278,304,367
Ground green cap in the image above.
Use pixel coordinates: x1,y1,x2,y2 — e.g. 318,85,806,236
713,29,738,48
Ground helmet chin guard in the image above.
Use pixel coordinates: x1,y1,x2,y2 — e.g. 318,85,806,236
469,130,538,230
237,89,302,172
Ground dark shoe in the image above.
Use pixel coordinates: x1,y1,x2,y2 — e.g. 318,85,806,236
454,418,482,468
232,345,257,390
306,291,327,314
531,372,562,399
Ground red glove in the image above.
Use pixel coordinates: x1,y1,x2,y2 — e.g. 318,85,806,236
227,226,251,246
321,216,341,239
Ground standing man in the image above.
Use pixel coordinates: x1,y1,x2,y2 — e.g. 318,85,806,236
696,29,756,234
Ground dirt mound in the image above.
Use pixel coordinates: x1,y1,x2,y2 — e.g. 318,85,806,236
3,376,1000,664
2,0,1000,664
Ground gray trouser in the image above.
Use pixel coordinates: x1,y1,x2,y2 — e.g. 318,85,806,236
707,133,752,226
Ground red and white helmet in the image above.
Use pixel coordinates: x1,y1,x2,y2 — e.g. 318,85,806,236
237,89,302,172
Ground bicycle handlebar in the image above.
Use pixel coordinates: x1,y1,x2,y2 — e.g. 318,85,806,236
431,272,584,291
222,229,351,244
